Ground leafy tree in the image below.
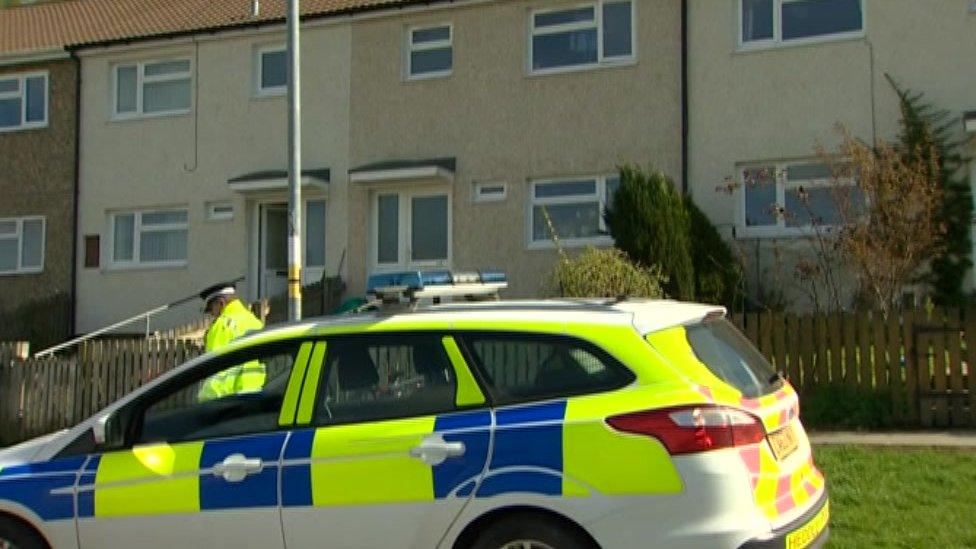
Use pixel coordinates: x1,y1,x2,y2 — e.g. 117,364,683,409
604,166,695,300
886,74,972,305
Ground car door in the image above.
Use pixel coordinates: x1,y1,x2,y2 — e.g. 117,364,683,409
280,334,491,549
76,340,314,549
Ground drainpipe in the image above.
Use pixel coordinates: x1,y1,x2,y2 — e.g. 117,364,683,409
69,49,81,337
680,0,689,196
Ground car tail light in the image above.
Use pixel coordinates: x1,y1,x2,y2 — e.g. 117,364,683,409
606,405,766,455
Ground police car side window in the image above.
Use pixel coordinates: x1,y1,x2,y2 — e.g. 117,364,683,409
314,334,458,425
135,342,302,444
459,333,634,405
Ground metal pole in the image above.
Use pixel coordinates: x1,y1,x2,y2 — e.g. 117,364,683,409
287,0,303,322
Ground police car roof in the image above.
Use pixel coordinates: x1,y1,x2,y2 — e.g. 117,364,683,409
290,298,726,336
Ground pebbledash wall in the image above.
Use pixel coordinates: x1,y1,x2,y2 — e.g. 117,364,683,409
74,26,351,333
687,0,976,309
0,57,76,316
345,0,682,297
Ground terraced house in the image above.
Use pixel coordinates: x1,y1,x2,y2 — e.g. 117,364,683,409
0,9,78,340
68,0,681,332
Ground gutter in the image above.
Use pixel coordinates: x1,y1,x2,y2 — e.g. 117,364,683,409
67,0,466,54
69,50,81,337
680,0,689,196
0,48,69,67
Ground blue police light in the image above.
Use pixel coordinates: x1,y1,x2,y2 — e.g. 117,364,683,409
366,269,507,303
366,271,423,294
479,269,507,284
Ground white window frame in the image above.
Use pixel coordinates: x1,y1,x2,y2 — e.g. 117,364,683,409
0,71,48,132
254,44,287,97
0,216,45,275
528,1,636,76
406,23,453,80
736,160,856,238
205,201,234,222
107,208,189,269
527,175,616,249
112,57,193,120
473,181,508,203
737,0,866,51
371,188,452,270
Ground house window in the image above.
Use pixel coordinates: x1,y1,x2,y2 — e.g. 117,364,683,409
0,72,47,131
373,191,450,268
114,59,192,118
407,24,453,79
529,175,619,247
740,0,863,47
0,216,44,275
305,200,326,268
257,45,287,94
530,1,633,73
110,209,188,267
739,161,858,236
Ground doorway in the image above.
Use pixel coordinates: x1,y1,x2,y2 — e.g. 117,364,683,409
259,203,288,300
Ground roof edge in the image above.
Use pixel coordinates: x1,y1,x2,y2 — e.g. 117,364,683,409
0,48,69,68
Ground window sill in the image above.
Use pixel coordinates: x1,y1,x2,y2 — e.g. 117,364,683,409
527,236,613,250
105,261,188,272
0,268,44,276
735,32,865,55
734,226,840,240
526,58,636,78
253,88,286,100
404,70,453,83
0,122,48,134
109,109,191,123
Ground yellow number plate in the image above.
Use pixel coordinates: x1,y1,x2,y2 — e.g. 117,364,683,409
786,501,829,549
767,423,799,460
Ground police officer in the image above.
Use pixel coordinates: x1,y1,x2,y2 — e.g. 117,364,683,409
198,282,266,401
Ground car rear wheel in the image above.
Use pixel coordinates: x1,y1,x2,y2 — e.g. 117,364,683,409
470,512,594,549
0,517,47,549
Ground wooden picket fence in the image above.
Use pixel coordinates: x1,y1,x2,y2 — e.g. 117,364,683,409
1,306,974,447
0,339,201,446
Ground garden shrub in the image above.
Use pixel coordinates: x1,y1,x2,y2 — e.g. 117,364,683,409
799,384,895,430
551,246,666,299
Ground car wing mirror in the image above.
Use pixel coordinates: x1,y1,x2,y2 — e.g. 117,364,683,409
92,413,110,446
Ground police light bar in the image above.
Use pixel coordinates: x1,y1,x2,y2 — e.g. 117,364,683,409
367,269,507,304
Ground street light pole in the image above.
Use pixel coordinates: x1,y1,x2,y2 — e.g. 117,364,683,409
286,0,302,322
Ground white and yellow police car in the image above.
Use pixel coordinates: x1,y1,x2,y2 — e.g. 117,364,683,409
0,271,828,549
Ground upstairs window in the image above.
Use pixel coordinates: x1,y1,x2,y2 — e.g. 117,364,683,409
114,59,192,118
0,72,47,131
530,1,633,73
110,209,188,267
257,45,287,95
407,24,453,79
740,0,863,47
0,216,44,275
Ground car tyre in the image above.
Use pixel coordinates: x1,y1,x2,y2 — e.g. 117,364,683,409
469,512,595,549
0,516,47,549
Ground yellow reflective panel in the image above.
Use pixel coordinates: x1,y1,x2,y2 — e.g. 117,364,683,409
296,342,327,425
94,442,203,517
310,417,435,506
442,336,485,407
563,394,683,496
279,342,314,426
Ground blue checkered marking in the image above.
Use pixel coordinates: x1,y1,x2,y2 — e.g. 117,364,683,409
0,456,85,477
77,473,97,518
478,400,566,497
432,410,491,498
199,432,287,510
281,428,315,507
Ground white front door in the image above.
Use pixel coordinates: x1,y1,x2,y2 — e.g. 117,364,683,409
260,204,288,300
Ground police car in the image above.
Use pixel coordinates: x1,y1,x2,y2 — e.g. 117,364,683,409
0,271,828,549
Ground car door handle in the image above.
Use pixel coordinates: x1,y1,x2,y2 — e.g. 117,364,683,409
213,453,263,483
410,435,465,466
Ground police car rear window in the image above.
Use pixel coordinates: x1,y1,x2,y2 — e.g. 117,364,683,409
683,319,781,398
459,333,634,405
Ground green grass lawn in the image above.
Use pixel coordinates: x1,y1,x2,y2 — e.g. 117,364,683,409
815,445,976,548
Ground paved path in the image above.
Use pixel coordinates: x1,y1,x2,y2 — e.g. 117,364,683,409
809,431,976,448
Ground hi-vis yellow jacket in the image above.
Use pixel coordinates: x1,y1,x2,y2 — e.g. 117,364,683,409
199,299,265,400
